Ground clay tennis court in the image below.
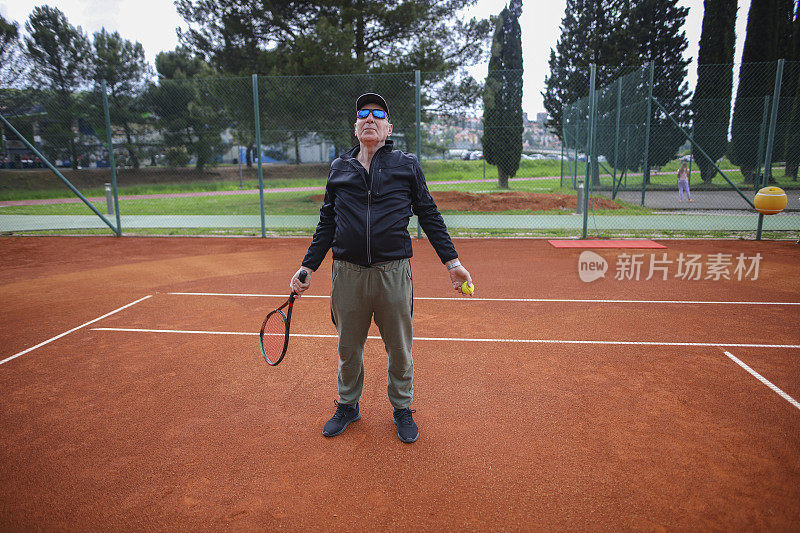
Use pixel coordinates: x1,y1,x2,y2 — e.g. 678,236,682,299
1,236,798,530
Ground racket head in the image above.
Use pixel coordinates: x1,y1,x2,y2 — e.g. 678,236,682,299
260,308,289,365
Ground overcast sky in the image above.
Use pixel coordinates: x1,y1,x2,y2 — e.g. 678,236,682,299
1,0,750,116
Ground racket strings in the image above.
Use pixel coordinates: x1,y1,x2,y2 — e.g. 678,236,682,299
261,312,288,363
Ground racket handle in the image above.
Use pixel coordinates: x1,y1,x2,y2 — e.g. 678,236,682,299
289,270,308,300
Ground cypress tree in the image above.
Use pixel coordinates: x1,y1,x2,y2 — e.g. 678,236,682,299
771,0,796,178
784,4,800,179
729,0,784,183
482,0,523,188
691,0,737,183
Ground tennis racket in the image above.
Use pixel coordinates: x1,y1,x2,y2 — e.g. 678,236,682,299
260,270,307,366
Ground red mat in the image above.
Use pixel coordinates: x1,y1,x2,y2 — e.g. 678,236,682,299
548,239,666,249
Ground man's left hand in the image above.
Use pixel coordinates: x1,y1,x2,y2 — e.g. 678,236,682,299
447,264,473,296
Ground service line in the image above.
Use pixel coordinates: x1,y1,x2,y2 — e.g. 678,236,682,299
1,295,153,366
724,351,800,411
167,292,800,306
90,328,800,349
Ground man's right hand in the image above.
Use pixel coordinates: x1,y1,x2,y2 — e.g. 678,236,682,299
290,268,312,296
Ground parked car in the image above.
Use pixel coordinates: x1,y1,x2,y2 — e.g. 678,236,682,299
469,151,484,160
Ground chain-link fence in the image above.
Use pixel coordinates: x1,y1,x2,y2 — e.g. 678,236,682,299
1,62,798,238
562,60,799,237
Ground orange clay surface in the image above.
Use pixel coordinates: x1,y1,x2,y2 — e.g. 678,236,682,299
0,236,798,530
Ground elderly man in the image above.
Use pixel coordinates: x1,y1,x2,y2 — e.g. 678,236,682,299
289,93,472,443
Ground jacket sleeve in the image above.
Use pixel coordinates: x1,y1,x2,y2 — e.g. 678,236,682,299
301,183,335,271
410,159,458,264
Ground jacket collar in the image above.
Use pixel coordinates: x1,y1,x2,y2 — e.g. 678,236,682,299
341,139,394,161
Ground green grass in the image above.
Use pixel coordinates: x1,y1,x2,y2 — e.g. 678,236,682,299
0,190,322,215
1,179,658,217
0,160,568,201
1,157,795,224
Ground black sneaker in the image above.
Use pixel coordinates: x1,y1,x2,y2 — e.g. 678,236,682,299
393,408,419,443
322,401,360,437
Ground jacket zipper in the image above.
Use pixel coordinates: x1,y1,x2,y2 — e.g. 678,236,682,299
353,151,381,266
366,188,372,265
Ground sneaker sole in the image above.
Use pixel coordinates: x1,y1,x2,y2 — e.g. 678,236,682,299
322,413,361,437
394,420,419,443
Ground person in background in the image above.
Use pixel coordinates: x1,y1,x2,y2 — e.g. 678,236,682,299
677,161,693,202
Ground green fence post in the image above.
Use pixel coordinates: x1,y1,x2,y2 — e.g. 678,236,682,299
641,62,654,207
613,78,621,198
583,64,596,240
253,74,266,238
590,90,599,194
560,112,565,188
101,80,121,236
688,124,693,184
757,59,785,240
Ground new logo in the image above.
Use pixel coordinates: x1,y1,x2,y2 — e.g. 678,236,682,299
578,251,607,282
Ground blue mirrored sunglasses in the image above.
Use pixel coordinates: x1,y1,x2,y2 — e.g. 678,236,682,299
357,109,387,119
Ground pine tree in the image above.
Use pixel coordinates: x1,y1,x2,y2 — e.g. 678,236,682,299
24,6,91,169
0,14,27,88
691,0,737,183
482,0,523,188
91,29,151,169
543,0,629,138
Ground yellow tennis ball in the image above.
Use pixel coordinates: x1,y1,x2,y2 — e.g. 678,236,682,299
461,281,474,295
754,186,788,215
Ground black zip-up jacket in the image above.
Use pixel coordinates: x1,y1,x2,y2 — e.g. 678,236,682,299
302,140,458,270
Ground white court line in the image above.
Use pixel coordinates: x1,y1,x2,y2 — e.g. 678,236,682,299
724,351,800,411
1,295,153,366
90,328,800,349
167,292,800,306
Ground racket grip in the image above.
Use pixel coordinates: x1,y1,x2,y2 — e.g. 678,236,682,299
299,270,308,282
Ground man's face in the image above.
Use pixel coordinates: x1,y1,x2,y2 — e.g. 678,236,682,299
354,104,392,144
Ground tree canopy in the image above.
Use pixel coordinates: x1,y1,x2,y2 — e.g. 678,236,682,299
0,14,27,88
175,0,491,76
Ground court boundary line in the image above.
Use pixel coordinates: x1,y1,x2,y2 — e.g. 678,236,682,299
724,350,800,411
167,292,800,306
90,328,800,349
0,295,153,366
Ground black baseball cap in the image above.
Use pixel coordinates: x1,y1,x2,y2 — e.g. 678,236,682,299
356,93,389,116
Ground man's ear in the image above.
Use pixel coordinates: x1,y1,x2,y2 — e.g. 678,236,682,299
387,123,393,136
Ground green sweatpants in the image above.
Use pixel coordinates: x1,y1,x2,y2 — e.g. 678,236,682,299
330,258,414,409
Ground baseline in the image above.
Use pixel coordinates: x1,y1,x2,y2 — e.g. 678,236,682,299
91,327,800,349
1,295,153,366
